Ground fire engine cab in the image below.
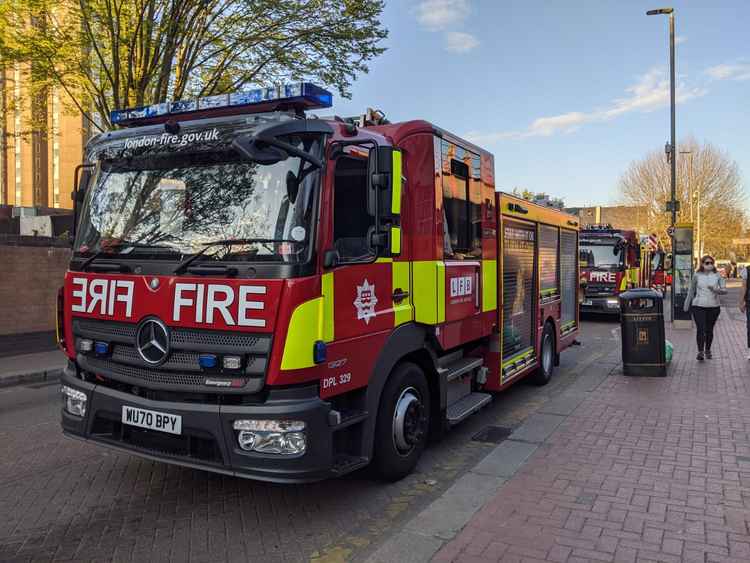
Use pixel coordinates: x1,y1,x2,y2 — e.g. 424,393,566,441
58,83,580,482
579,225,641,314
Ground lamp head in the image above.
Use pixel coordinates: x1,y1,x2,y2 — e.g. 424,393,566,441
646,8,674,15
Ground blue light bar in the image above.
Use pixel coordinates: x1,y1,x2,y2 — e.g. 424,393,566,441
110,82,333,126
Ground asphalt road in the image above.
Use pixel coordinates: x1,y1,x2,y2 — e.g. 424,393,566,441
0,317,632,563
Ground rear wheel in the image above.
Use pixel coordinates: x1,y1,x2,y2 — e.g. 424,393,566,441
372,362,430,481
530,322,555,386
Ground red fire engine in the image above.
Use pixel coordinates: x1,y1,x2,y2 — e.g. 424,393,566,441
579,225,642,314
58,83,580,482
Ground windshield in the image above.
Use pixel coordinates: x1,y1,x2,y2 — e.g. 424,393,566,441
579,242,623,269
75,135,322,264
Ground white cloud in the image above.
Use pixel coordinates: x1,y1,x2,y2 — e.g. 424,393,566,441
444,31,479,53
705,62,750,81
602,67,705,118
465,67,707,144
415,0,470,31
527,112,588,136
675,35,687,45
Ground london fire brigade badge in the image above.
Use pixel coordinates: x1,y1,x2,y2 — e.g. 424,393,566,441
354,279,378,324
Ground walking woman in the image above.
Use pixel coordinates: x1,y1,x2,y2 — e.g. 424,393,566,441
683,255,727,360
741,266,750,360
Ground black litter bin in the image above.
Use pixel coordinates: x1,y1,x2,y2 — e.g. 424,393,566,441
619,288,666,377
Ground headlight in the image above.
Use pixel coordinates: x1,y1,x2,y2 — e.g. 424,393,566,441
606,298,620,308
61,385,87,417
233,419,307,455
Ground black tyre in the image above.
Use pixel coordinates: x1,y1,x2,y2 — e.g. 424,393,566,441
372,362,431,481
530,322,555,386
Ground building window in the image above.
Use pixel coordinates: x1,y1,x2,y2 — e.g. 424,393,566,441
13,65,22,205
52,88,60,207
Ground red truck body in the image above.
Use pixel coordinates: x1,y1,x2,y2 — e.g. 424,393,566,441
579,225,641,314
58,86,580,482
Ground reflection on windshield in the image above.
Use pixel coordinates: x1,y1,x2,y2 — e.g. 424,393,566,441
579,243,622,269
75,137,321,264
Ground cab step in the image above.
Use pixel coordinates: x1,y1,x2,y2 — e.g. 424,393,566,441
438,356,484,383
331,454,369,475
329,409,368,431
446,392,492,426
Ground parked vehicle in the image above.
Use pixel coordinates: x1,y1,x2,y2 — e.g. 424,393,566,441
58,83,580,483
579,225,640,314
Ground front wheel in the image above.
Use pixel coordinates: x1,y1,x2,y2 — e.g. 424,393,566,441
530,323,555,386
372,362,430,481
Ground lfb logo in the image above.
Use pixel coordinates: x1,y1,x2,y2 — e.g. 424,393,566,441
450,276,473,298
589,271,617,283
353,279,378,324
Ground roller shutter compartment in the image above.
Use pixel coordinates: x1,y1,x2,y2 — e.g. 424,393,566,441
502,220,536,369
539,224,560,301
560,228,578,334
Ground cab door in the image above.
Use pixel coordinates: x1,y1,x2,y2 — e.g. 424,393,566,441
441,141,482,327
329,147,395,340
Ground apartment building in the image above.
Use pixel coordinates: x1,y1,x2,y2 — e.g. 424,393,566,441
1,64,89,210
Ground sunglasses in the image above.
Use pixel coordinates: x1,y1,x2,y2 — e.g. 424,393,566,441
703,261,714,266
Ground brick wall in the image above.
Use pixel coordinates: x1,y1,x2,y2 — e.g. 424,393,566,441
0,245,71,336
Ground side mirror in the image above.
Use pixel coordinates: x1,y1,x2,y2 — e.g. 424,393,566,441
73,188,87,203
72,164,94,240
366,146,403,255
232,135,288,164
367,146,398,216
323,248,340,269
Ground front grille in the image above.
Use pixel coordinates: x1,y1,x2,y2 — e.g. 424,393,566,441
74,318,137,342
74,319,270,353
72,318,271,391
170,328,268,353
92,414,223,464
112,345,200,371
586,284,615,296
84,357,219,387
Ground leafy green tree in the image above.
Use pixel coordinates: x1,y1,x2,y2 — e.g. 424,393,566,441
1,0,387,131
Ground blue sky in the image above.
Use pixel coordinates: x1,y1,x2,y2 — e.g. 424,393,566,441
326,0,750,208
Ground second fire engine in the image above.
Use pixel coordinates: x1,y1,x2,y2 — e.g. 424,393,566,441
579,224,641,314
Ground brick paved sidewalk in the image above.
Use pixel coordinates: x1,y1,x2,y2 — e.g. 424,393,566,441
434,307,750,563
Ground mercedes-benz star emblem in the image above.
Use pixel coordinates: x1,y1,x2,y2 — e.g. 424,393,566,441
136,318,170,365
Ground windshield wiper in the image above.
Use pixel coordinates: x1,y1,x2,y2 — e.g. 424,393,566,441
78,242,176,271
172,238,299,275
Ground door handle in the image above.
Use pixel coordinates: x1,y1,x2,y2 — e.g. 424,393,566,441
392,289,410,303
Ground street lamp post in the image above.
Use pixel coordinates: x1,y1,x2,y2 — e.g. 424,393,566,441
647,7,677,321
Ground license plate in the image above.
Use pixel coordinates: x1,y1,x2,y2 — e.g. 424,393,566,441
582,300,593,306
122,406,182,435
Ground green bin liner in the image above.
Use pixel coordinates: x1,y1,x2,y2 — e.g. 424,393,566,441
665,339,673,364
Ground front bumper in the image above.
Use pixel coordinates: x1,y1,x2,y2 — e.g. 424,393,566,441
580,297,621,314
60,363,339,483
